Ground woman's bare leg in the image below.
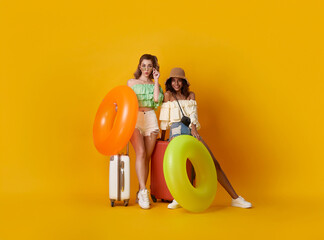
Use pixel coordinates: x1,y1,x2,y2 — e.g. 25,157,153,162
143,131,158,184
130,128,147,190
200,137,239,199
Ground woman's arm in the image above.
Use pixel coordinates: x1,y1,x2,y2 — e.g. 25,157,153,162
160,130,166,141
191,124,200,139
153,69,160,102
188,92,200,139
159,91,171,139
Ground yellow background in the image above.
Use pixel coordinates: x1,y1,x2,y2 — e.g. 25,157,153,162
1,0,323,239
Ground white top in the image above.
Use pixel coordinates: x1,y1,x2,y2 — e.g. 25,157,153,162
159,100,201,130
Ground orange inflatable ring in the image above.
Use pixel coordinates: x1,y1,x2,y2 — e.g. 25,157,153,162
93,86,138,155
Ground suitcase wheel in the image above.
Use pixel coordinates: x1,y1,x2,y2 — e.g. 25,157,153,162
110,200,115,207
124,200,129,206
151,194,157,203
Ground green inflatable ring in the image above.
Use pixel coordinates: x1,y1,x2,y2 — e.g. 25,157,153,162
163,135,217,212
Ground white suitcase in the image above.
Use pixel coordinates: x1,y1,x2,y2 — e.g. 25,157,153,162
109,144,130,207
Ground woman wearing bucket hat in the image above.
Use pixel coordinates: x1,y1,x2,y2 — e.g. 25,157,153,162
159,67,252,209
127,54,164,209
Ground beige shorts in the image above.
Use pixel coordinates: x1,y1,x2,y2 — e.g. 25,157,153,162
135,110,159,136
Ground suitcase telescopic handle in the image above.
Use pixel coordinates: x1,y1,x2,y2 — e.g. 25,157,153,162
120,161,125,192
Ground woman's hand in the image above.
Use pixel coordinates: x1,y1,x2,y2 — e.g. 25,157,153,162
153,68,160,81
191,125,200,139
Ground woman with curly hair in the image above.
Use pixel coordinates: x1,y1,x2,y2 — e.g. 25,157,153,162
160,67,252,209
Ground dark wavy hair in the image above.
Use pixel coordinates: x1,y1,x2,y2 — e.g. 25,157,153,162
134,54,160,79
165,78,190,98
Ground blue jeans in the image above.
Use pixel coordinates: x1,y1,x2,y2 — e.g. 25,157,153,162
169,122,192,141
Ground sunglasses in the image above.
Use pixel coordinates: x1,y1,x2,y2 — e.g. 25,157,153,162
140,65,153,70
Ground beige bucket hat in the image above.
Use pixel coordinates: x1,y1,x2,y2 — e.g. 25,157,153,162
165,67,190,85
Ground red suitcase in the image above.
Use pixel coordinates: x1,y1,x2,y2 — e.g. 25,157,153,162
150,140,195,202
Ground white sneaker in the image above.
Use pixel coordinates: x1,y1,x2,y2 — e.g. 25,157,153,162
137,189,150,209
168,199,181,209
231,196,252,208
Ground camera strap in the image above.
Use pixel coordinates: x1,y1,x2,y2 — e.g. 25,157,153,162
174,94,187,117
